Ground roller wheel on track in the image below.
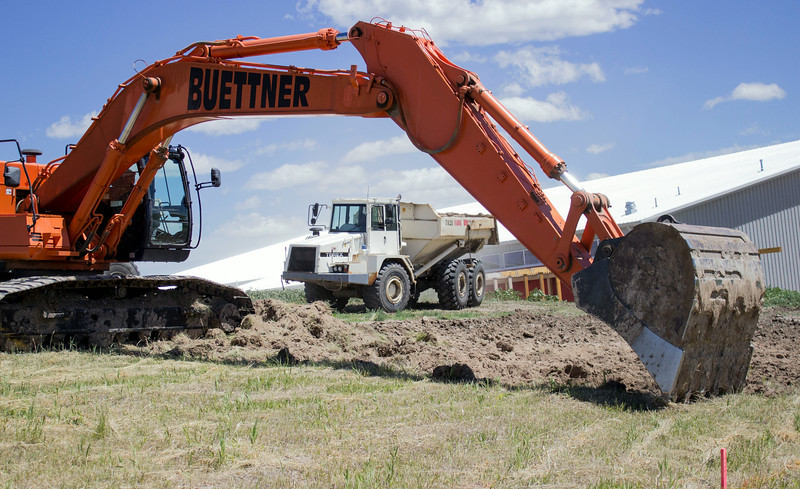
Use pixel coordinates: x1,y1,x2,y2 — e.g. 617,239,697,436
436,259,469,310
363,263,410,312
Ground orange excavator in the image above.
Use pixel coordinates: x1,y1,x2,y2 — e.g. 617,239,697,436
0,21,763,400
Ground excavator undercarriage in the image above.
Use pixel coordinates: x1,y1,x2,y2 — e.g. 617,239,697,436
0,275,252,351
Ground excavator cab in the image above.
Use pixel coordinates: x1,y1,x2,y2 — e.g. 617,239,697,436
113,146,218,263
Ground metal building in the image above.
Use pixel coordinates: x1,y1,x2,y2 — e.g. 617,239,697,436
466,140,800,294
668,167,800,291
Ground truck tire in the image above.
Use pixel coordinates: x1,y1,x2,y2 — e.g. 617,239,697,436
363,263,410,312
436,259,469,310
467,260,486,307
304,283,348,310
105,262,140,277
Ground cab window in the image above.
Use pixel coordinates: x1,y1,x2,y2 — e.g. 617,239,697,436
150,158,190,245
330,204,366,233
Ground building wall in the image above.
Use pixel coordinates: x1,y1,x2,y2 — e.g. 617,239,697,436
475,168,800,294
670,168,800,292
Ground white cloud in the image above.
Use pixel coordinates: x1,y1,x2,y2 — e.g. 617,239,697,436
255,138,318,155
704,82,786,109
186,117,266,136
500,92,589,122
234,196,262,211
586,143,614,154
450,51,488,64
740,124,769,136
46,112,96,139
584,172,610,180
212,212,303,240
732,82,786,101
501,83,526,97
368,166,472,207
495,46,605,87
247,161,330,190
188,152,246,174
246,160,369,191
624,66,648,75
300,0,646,44
341,135,416,162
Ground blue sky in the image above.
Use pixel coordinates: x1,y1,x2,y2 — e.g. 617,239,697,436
2,1,797,275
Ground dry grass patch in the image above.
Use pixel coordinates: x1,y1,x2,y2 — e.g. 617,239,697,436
0,349,798,488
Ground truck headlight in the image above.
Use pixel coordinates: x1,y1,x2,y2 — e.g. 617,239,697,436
331,264,349,273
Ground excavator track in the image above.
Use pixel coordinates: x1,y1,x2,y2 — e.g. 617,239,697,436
0,275,253,351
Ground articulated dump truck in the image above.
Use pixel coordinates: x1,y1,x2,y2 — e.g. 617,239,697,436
282,198,498,313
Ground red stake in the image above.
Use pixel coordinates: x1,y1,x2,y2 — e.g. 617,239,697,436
721,448,728,488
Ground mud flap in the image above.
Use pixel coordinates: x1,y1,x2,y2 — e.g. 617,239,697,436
573,222,765,401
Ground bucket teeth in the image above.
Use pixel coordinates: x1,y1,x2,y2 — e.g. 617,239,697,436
573,222,765,401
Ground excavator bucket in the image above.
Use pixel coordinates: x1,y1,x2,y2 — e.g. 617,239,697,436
572,222,765,401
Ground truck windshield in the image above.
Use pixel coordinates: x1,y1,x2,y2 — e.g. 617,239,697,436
330,204,366,233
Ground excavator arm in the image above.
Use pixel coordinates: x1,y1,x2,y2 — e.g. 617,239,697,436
11,21,763,400
34,22,613,285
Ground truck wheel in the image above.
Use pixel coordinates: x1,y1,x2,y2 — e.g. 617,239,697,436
105,262,140,277
363,263,410,312
467,261,486,307
437,259,469,310
304,283,348,310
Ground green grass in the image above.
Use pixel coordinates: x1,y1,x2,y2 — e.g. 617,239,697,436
247,287,305,303
0,351,797,488
247,286,562,323
764,287,800,309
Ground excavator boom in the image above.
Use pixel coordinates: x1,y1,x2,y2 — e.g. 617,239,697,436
0,21,764,400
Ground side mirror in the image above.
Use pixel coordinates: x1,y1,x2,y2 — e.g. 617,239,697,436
3,165,20,188
307,202,328,229
310,203,321,225
196,167,221,190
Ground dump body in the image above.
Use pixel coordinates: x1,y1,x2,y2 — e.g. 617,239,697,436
398,202,497,271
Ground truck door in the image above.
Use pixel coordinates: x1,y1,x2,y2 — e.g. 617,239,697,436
367,203,401,255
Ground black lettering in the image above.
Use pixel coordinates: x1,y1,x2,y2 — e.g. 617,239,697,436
278,74,293,108
293,76,310,107
203,69,219,111
219,70,233,110
247,72,261,109
261,74,277,108
188,67,203,111
233,71,248,109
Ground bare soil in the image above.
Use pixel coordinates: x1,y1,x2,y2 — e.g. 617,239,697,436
131,300,799,399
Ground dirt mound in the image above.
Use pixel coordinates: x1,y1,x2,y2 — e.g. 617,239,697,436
745,308,800,396
130,300,799,398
